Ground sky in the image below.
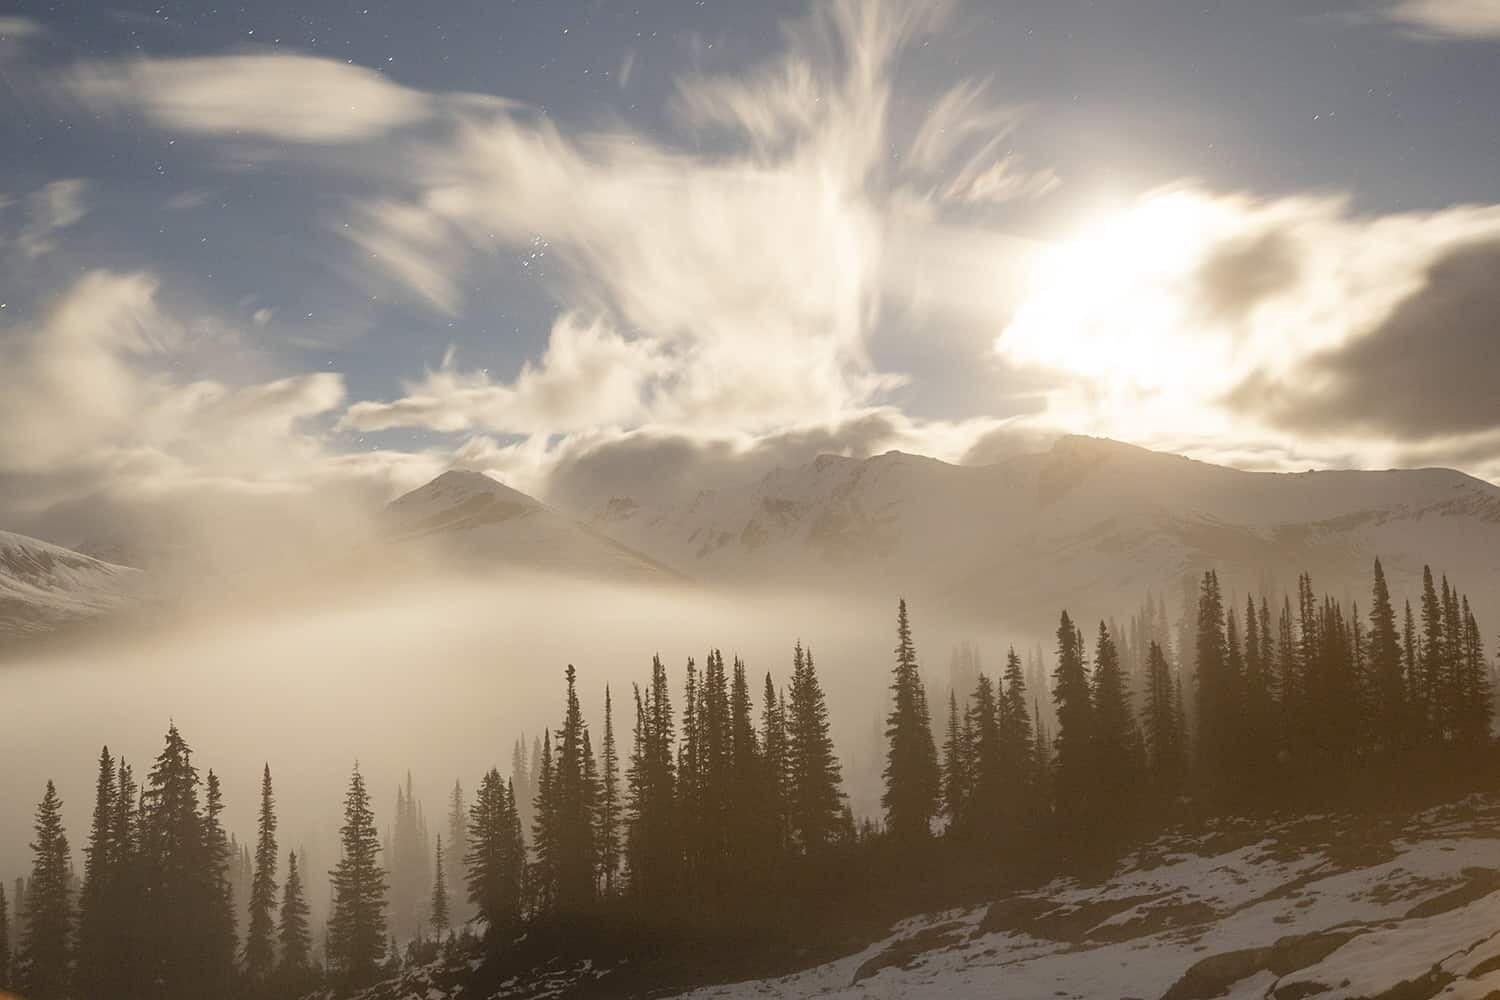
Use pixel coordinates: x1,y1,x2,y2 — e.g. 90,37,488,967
2,0,1500,546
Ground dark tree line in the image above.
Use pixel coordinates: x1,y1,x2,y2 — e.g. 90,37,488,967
4,559,1494,999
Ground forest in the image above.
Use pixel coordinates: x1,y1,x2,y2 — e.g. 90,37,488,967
0,558,1493,1000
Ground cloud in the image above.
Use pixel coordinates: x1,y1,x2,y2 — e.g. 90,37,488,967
15,178,87,258
342,313,669,435
993,185,1500,474
64,53,435,142
1380,0,1500,39
0,16,44,40
1228,238,1500,441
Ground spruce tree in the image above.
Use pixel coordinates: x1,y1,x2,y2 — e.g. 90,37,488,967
787,644,843,853
940,688,968,830
277,849,311,982
1051,610,1094,824
1194,571,1234,789
74,746,117,998
202,770,238,995
997,647,1036,829
1368,559,1405,753
761,672,790,853
430,836,450,935
466,767,525,936
20,781,71,1000
1090,622,1143,817
327,765,388,987
446,781,468,923
1419,565,1444,741
0,882,10,992
244,764,279,983
1142,641,1183,795
598,685,622,895
882,599,939,845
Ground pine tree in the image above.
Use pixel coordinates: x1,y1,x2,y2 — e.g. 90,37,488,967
1142,641,1184,794
997,647,1036,829
1051,610,1094,824
20,781,71,1000
445,781,468,923
430,836,450,935
244,764,279,983
786,644,843,853
1367,559,1405,753
1091,622,1143,817
1194,571,1234,790
761,672,790,854
883,599,940,845
940,688,968,830
598,685,622,895
466,768,525,936
74,746,117,998
328,765,388,987
1419,565,1444,742
624,658,677,907
0,882,10,992
277,848,311,983
202,770,238,995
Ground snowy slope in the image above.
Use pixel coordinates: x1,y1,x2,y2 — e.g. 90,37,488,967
586,437,1500,631
672,797,1500,1000
386,469,681,584
0,530,141,637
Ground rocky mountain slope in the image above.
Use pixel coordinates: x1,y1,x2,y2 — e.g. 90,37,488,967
386,469,681,584
586,436,1500,633
0,529,140,639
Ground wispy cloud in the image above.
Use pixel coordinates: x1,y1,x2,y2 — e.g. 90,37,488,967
1378,0,1500,39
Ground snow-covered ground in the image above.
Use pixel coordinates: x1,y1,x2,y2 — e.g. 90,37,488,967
672,798,1500,1000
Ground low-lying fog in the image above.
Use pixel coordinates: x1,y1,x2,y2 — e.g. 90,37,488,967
0,567,1020,919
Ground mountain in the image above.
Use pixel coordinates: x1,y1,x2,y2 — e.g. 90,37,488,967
385,469,681,583
0,530,141,639
586,435,1500,633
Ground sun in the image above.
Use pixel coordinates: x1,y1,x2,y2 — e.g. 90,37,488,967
996,189,1240,397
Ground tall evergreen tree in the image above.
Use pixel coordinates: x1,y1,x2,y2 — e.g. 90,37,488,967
446,781,468,923
327,765,388,987
787,644,843,853
1091,622,1143,816
0,882,10,992
1142,640,1184,794
940,688,968,830
598,685,622,896
466,768,525,936
276,849,311,984
882,599,940,845
1051,610,1094,824
430,836,450,935
202,769,239,995
20,781,71,1000
1368,559,1405,753
74,746,118,998
1194,571,1235,790
244,764,279,983
761,672,790,853
997,648,1036,829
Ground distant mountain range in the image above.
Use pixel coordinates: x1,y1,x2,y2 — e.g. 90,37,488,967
585,435,1500,633
5,437,1500,645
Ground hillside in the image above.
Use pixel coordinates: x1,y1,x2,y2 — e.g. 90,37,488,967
0,529,140,640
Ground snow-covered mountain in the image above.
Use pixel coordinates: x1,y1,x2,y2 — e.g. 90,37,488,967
0,530,141,639
386,469,681,583
586,436,1500,632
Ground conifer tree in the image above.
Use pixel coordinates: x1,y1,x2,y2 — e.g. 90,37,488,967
1194,571,1234,789
1051,610,1094,823
20,781,71,1000
466,768,524,935
430,836,450,935
882,599,940,845
1420,565,1444,741
787,644,843,853
998,648,1036,828
74,746,117,997
598,685,622,896
202,770,238,994
761,672,790,853
1142,641,1184,794
327,764,388,987
0,882,10,992
446,781,468,923
1091,622,1143,816
966,674,1004,838
245,764,279,983
277,849,311,982
1368,559,1405,753
624,658,677,906
940,688,968,830
531,730,556,910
